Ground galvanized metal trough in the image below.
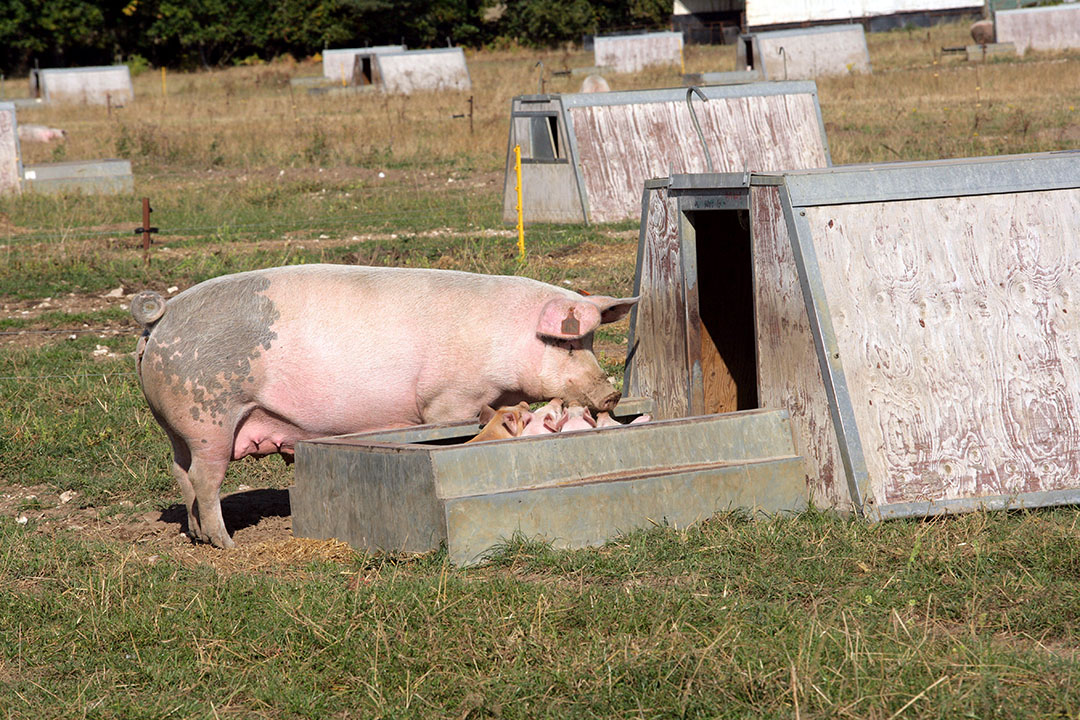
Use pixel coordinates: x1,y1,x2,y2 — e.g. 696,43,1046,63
291,406,809,565
626,151,1080,520
0,102,133,196
736,25,871,80
501,82,830,225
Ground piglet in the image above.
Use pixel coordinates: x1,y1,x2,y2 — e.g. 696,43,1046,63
521,398,566,436
561,405,597,432
18,124,66,143
466,402,533,443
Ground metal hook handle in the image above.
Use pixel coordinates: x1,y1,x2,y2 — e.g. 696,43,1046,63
685,86,714,173
534,60,545,94
778,46,788,81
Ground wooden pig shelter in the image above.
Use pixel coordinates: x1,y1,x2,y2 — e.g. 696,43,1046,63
625,151,1080,518
501,82,830,225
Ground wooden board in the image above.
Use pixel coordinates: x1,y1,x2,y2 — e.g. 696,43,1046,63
40,66,133,105
805,189,1080,507
0,104,19,195
375,49,470,93
593,33,683,74
569,92,828,223
755,26,871,80
625,186,690,419
752,186,848,508
996,5,1080,55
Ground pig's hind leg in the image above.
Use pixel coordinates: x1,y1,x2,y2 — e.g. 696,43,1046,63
166,431,233,548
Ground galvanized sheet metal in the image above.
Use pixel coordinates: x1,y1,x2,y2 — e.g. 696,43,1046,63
22,160,134,195
767,151,1080,207
996,4,1080,55
291,409,809,564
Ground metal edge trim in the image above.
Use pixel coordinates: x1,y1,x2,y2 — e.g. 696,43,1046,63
779,183,874,514
560,96,591,224
623,184,653,396
874,488,1080,521
558,81,820,108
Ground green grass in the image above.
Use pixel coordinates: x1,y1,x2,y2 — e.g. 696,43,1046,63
3,510,1080,718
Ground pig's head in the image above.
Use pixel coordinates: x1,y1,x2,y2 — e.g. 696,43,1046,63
531,294,638,412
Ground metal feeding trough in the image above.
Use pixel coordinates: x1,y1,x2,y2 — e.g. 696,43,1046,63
502,82,830,224
626,151,1080,519
290,403,809,565
0,101,133,196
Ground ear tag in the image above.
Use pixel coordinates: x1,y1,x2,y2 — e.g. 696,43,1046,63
561,308,580,336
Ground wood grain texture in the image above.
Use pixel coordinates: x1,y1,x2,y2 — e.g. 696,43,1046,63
996,5,1080,55
0,106,19,195
753,186,848,508
375,50,470,93
594,33,683,73
757,28,870,80
806,189,1080,506
569,92,828,223
626,186,690,419
40,67,133,105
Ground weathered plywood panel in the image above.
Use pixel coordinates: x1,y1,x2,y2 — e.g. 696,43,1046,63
40,66,133,105
996,5,1080,55
753,26,871,79
322,46,403,83
594,32,684,73
570,92,828,223
806,189,1080,507
752,186,847,508
0,103,20,195
626,187,690,419
375,49,471,93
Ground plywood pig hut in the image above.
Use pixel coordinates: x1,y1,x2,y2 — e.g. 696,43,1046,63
31,66,134,105
995,4,1080,55
374,48,471,93
593,31,684,73
625,151,1080,518
321,46,405,84
501,83,831,225
736,25,871,80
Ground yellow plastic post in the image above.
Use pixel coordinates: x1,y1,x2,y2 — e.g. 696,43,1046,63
514,145,525,263
161,67,166,97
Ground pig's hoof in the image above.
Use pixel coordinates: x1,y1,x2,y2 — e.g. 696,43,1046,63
130,291,166,327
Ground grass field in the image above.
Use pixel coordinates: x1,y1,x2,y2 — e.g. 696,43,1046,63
2,22,1080,718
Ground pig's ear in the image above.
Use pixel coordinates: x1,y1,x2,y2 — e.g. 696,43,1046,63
585,295,639,324
545,414,567,432
478,405,498,425
536,298,603,339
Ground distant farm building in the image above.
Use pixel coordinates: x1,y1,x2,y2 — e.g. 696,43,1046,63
30,66,133,105
502,82,830,225
672,0,982,41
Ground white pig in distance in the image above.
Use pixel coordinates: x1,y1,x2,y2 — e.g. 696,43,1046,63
130,264,637,548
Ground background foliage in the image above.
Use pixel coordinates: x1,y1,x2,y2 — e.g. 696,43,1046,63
0,0,672,73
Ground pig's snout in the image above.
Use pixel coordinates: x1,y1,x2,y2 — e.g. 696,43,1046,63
589,389,621,413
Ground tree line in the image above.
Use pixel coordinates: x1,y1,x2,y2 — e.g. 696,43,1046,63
1,0,671,74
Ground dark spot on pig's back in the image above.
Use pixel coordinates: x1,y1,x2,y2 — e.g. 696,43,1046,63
147,274,279,421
